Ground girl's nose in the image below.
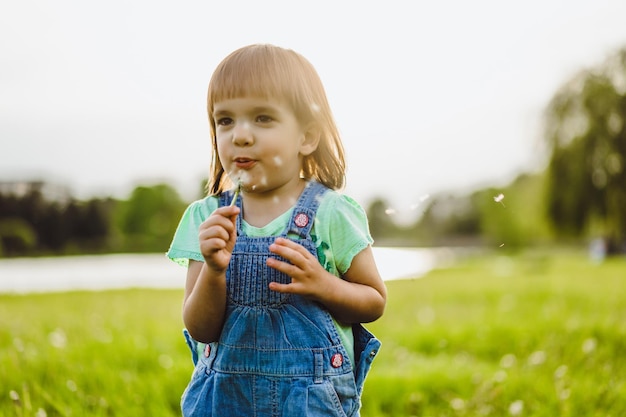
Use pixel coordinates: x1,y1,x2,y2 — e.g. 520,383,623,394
232,121,253,146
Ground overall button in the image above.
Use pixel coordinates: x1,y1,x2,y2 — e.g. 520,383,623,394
331,353,343,368
294,212,309,228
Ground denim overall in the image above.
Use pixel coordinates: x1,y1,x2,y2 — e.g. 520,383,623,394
181,181,380,417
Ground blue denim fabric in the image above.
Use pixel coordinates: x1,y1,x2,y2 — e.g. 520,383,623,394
181,182,381,417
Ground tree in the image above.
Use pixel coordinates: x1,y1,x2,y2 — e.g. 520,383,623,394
118,184,187,252
544,48,626,251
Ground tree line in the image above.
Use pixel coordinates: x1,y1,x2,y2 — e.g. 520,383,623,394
371,46,626,255
2,46,625,257
0,182,187,257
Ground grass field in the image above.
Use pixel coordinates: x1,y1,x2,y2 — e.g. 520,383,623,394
1,250,625,416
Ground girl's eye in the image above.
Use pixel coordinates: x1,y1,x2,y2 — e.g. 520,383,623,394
216,117,233,126
256,115,273,123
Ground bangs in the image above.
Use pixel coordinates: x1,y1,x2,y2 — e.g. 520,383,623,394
207,45,319,122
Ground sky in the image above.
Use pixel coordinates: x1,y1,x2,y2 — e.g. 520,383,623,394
2,0,626,222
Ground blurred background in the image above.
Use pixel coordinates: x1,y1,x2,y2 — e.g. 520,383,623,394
1,0,625,259
2,2,626,415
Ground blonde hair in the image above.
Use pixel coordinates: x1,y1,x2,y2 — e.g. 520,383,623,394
206,44,346,195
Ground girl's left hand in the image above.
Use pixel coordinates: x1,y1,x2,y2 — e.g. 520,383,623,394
266,237,331,299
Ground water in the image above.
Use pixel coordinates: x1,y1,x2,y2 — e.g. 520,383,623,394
0,247,453,294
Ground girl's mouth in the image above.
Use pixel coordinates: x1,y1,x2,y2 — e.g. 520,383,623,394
234,158,256,169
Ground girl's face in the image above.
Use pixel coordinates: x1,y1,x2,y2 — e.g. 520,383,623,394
213,96,317,195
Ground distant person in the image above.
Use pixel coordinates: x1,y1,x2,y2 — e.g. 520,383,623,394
167,44,386,416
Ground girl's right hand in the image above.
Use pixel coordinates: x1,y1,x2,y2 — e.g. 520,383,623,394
198,205,240,273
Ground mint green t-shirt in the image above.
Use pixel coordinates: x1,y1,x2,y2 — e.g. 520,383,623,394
166,188,374,365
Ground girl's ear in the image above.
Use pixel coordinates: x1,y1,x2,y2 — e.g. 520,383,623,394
299,123,321,156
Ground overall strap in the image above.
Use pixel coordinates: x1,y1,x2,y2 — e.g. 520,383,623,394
220,181,330,237
284,181,329,239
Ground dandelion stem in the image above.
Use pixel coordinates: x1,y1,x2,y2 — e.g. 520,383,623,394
230,180,242,206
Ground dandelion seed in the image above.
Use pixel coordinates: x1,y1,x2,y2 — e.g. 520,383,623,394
494,193,506,207
310,103,321,112
230,170,251,188
508,400,524,416
559,388,571,400
385,208,396,215
273,156,283,166
409,194,430,210
499,243,505,247
35,408,47,417
9,390,20,401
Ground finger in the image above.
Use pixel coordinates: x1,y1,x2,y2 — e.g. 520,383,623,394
200,238,226,254
268,281,297,294
214,205,241,218
269,238,309,266
199,224,230,243
266,257,300,276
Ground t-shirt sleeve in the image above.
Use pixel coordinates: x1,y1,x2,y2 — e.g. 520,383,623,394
319,192,374,276
166,197,219,267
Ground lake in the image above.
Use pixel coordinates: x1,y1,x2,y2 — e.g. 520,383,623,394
0,247,455,294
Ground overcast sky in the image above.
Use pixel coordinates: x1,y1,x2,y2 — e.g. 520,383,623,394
2,0,626,220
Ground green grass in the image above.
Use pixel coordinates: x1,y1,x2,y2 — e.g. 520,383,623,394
1,251,625,416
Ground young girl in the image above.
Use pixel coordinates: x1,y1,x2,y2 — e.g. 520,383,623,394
167,44,386,417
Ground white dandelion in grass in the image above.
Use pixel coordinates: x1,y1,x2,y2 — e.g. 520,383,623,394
48,328,67,349
528,350,546,366
499,353,517,368
493,369,508,382
582,337,597,354
494,193,506,207
450,398,465,411
66,380,78,392
508,400,524,416
554,364,568,379
9,390,19,402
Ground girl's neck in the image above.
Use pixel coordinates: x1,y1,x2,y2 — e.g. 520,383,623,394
240,178,307,228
